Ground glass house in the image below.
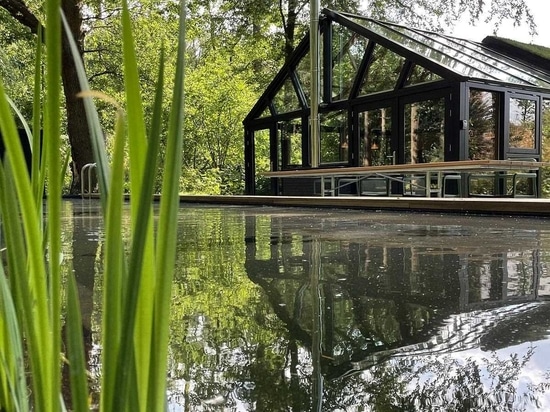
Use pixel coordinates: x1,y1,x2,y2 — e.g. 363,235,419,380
243,9,550,196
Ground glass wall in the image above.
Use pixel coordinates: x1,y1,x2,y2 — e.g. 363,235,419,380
404,97,445,164
469,90,499,160
320,110,348,164
509,96,536,150
278,119,303,169
254,129,272,195
359,107,393,166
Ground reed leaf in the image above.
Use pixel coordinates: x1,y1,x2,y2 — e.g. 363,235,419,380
0,76,52,412
32,26,45,208
148,1,186,408
0,0,187,408
0,262,27,412
100,97,128,411
112,1,157,410
45,0,63,406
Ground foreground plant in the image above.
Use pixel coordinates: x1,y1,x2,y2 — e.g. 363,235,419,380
0,0,185,410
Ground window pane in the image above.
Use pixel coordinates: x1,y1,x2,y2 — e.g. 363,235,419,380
296,50,311,105
406,63,442,86
359,44,404,96
359,107,392,166
320,111,348,164
273,78,301,114
509,97,536,150
254,129,271,195
404,97,445,164
331,24,369,100
469,90,498,160
278,119,302,168
258,107,271,119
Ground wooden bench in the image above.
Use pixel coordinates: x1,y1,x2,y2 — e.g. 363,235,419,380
264,160,548,198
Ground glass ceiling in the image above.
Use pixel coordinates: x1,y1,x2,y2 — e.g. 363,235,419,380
335,10,550,89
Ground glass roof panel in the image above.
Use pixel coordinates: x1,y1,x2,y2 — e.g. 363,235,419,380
439,35,550,85
340,12,550,89
359,43,405,95
383,22,550,87
272,77,302,114
344,15,492,78
331,23,369,100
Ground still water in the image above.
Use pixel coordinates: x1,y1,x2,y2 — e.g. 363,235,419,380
65,199,550,411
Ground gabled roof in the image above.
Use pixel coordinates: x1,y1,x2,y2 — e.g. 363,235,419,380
245,9,550,123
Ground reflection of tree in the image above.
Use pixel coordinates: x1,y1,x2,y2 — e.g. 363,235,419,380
157,210,550,410
404,350,550,411
331,27,366,100
279,120,302,167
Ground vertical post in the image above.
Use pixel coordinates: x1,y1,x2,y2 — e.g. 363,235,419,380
310,0,320,168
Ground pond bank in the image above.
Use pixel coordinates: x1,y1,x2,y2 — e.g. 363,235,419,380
174,195,550,217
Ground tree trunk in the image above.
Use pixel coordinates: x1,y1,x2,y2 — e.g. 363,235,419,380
62,0,95,193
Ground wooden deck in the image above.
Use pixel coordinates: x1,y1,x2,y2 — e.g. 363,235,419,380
176,195,550,217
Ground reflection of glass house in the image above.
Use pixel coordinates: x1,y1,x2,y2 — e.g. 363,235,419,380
243,9,550,195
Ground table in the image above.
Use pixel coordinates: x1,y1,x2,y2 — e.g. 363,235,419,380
263,160,548,198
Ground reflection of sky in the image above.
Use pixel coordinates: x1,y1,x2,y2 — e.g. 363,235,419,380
346,303,550,411
451,341,550,410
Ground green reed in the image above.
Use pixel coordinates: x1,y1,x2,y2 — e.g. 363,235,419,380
0,0,185,410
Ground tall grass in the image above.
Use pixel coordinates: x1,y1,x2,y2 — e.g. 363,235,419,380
0,0,185,410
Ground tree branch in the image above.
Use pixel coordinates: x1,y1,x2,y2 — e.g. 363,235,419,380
88,70,118,82
0,0,44,35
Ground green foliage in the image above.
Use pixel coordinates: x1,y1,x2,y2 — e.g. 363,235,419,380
179,167,220,194
0,0,542,195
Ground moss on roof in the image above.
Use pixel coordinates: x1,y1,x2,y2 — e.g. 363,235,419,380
482,36,550,73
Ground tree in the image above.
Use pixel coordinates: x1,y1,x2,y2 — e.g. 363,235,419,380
0,0,94,193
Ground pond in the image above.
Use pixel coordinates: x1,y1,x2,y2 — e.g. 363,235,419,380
64,199,550,411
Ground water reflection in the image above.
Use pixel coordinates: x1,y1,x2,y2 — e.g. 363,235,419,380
61,200,550,411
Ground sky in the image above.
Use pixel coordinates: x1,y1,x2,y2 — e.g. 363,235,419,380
450,0,550,46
